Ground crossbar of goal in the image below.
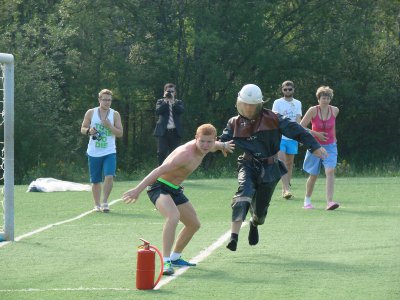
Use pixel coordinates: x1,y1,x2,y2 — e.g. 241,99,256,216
0,53,14,242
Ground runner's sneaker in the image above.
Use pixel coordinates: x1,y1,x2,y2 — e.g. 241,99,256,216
93,205,101,212
248,221,259,246
226,239,237,251
163,261,174,275
171,258,196,267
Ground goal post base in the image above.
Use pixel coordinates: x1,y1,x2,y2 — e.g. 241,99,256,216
0,232,7,242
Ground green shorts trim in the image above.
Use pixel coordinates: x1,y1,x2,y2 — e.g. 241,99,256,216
147,181,188,206
157,178,179,190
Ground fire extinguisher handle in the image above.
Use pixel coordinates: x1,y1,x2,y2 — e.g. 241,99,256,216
150,245,164,288
139,238,150,245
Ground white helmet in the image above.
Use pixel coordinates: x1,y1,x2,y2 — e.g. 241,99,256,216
237,84,263,104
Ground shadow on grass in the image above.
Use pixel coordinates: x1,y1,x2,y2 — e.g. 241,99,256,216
188,255,367,285
235,253,364,272
333,208,399,217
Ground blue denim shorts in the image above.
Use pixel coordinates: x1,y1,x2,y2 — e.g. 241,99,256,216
280,139,299,155
303,143,337,175
87,153,116,183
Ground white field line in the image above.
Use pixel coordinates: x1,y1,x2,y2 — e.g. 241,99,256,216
154,221,248,290
0,198,122,249
0,198,247,292
0,287,135,292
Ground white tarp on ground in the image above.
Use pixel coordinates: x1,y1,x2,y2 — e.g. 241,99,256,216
27,178,91,192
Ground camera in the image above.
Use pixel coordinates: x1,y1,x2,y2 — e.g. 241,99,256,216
165,90,174,98
92,131,102,140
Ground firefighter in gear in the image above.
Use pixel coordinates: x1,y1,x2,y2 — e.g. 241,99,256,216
220,84,328,251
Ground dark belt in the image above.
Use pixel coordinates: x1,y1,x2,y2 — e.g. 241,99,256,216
166,128,176,132
243,152,278,165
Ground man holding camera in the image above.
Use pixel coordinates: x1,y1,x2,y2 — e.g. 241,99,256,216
153,83,184,165
81,89,123,212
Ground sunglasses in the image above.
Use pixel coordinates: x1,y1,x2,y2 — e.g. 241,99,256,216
283,88,293,92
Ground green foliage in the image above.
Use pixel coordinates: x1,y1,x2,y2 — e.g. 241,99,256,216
0,0,398,183
22,159,88,184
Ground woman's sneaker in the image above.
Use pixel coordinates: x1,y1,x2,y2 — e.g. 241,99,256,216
101,203,110,213
171,258,196,267
326,201,339,210
303,203,314,209
283,191,294,200
163,261,174,275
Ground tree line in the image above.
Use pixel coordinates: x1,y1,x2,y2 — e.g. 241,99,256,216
0,0,399,183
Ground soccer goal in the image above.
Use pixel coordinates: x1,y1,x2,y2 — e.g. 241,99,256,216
0,53,14,242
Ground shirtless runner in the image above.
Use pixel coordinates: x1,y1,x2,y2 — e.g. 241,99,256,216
122,124,234,275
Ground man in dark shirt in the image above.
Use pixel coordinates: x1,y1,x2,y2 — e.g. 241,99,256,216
219,84,327,251
153,83,184,165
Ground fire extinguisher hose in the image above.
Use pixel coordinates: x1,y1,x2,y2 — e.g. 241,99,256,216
150,245,164,288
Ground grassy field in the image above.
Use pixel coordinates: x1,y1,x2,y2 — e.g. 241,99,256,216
0,177,399,299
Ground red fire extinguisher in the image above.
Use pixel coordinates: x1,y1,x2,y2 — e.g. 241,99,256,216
136,238,163,290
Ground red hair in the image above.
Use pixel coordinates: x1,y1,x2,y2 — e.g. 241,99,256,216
196,124,217,137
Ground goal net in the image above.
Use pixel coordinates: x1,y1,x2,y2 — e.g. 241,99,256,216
0,53,14,242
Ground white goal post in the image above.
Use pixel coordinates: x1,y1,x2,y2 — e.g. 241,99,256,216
0,53,14,242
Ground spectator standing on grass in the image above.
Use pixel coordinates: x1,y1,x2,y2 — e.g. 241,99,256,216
219,84,327,251
123,124,234,275
300,86,340,210
81,89,123,213
153,83,184,165
272,80,302,200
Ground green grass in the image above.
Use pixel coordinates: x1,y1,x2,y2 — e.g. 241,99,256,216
0,177,399,299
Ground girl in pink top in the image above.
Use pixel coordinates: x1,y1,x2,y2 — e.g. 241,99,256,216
311,105,336,145
300,86,340,210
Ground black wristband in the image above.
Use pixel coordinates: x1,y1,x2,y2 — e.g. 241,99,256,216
86,128,90,135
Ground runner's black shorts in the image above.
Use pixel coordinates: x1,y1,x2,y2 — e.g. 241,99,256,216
147,180,189,206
